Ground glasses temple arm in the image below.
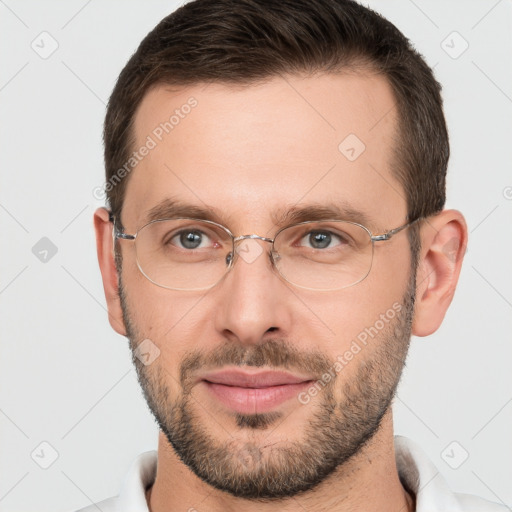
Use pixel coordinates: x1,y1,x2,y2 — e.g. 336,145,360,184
371,217,422,242
108,211,136,240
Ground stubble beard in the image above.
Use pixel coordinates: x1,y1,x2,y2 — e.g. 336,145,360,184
119,277,415,500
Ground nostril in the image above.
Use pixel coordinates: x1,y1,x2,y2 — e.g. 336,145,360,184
266,327,278,333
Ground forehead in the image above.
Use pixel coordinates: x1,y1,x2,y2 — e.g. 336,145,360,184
123,72,403,231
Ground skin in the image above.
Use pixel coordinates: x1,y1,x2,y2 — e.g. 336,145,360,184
95,72,467,511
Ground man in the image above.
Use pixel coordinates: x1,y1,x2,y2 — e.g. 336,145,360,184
83,0,506,510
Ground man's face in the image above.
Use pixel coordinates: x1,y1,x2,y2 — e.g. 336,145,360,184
118,72,415,498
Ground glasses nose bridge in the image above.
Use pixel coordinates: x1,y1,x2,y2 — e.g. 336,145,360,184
233,234,274,245
229,234,278,269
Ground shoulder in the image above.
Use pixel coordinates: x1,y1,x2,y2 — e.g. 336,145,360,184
394,436,509,512
71,451,157,512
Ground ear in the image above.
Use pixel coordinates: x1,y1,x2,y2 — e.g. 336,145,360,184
412,209,468,337
94,207,127,336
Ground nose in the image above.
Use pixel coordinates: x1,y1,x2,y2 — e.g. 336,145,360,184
213,238,293,346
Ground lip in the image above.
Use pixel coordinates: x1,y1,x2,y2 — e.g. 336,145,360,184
200,369,313,387
199,369,314,414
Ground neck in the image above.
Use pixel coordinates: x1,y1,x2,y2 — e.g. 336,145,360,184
146,410,414,512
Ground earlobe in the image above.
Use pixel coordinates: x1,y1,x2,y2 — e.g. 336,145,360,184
412,210,468,337
94,207,127,336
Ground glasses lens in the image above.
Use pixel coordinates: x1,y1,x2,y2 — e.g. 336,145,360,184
135,219,233,290
273,221,373,290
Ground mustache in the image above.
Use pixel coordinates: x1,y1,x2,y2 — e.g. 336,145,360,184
179,339,334,392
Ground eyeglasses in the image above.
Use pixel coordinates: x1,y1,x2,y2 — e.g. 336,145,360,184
110,214,420,291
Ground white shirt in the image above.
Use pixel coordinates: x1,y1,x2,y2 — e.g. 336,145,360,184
75,436,508,511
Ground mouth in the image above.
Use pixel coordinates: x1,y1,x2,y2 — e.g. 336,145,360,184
198,369,315,415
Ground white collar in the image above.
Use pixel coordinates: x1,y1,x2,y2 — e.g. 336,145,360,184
110,436,504,511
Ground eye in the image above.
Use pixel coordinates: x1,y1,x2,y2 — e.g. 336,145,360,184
171,229,213,249
299,230,345,249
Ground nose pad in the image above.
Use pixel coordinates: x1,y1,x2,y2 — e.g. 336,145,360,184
270,249,281,263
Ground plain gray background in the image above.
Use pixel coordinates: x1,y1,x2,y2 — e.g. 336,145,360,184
1,1,511,511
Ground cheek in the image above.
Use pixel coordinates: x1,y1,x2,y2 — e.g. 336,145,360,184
124,284,212,398
297,243,412,354
121,255,212,359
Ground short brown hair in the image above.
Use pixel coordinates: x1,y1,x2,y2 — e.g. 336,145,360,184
104,0,448,229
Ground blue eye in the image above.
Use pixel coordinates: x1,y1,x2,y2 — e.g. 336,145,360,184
300,230,343,249
181,231,202,249
309,231,331,248
172,230,212,249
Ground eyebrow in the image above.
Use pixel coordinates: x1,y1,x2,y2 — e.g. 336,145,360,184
143,197,374,230
271,203,373,228
144,197,226,225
